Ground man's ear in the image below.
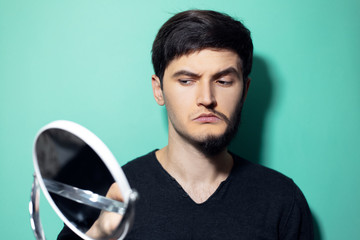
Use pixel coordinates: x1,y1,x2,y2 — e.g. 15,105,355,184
152,75,165,106
242,77,251,102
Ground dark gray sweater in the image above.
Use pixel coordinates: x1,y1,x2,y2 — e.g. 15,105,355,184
122,150,313,240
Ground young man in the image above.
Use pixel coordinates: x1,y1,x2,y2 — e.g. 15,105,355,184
59,10,313,240
121,10,313,239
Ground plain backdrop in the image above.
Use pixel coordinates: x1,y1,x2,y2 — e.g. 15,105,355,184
1,0,359,239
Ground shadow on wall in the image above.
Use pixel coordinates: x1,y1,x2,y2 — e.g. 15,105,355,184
229,55,322,240
229,55,273,166
313,212,322,240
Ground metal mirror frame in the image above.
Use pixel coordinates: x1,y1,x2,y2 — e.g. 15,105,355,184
30,120,137,240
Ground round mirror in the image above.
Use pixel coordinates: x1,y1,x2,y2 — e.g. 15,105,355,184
30,120,138,240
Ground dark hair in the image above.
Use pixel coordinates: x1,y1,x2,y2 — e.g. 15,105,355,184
151,10,253,84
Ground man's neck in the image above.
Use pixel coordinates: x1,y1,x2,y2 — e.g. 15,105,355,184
155,132,233,203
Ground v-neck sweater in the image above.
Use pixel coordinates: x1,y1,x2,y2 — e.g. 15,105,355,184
122,150,313,240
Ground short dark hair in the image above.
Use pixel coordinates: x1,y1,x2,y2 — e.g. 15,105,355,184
151,10,253,84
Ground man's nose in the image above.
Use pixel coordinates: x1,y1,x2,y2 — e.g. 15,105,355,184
196,81,217,108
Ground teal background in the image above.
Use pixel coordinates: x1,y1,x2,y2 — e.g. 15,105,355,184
1,0,359,239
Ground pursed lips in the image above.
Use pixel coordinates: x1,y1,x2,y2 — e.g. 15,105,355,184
193,113,221,123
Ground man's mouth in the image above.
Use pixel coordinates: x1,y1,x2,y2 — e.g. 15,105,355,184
193,113,221,123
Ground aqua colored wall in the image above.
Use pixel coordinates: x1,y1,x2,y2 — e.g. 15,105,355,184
1,0,359,239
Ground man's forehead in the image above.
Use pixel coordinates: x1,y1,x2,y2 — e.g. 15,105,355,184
164,48,243,76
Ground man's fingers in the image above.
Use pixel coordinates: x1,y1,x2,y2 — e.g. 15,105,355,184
106,182,124,202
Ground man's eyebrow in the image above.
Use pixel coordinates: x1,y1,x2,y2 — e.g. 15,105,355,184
212,67,241,80
171,67,241,79
171,70,200,79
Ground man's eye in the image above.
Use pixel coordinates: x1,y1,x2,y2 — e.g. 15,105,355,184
179,79,194,85
216,80,232,86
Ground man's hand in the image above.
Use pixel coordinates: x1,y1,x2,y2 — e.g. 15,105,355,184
86,183,124,239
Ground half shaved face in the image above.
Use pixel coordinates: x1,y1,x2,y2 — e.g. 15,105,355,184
153,49,248,155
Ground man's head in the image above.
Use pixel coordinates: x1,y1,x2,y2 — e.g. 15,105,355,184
152,10,253,86
151,10,253,156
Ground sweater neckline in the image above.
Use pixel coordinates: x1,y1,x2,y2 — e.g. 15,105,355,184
149,150,238,206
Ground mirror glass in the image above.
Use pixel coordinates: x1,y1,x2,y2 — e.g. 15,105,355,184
32,121,136,240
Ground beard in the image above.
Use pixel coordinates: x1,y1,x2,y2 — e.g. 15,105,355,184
195,104,243,156
172,100,244,157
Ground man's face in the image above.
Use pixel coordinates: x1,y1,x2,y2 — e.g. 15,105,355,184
152,49,250,154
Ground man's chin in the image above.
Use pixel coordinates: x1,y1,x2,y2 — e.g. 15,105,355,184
191,119,240,156
175,116,240,155
192,132,224,142
191,134,230,156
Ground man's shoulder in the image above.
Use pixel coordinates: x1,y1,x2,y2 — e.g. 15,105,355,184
122,150,157,168
121,150,158,181
229,154,310,220
230,153,297,196
228,154,313,239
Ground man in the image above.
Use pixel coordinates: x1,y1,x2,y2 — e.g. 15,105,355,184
121,9,313,239
59,9,313,240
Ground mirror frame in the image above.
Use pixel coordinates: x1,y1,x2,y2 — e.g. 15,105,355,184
32,120,133,240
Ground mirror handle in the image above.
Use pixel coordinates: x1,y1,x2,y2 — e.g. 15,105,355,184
112,190,138,239
29,174,46,240
43,179,126,214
